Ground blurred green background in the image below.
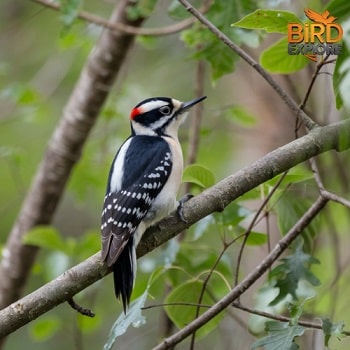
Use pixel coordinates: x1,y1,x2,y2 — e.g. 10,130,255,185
1,0,350,349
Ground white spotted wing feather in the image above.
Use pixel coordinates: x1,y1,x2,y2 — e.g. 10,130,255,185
101,135,173,267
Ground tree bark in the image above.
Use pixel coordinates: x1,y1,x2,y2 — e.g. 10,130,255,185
0,0,145,313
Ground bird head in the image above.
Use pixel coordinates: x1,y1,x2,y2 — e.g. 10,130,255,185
130,96,207,137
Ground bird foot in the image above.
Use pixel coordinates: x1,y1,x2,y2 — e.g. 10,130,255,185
177,194,193,223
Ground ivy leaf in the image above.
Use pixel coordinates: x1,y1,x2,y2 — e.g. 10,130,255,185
232,9,302,34
183,164,215,189
251,321,305,350
322,318,346,346
269,241,320,306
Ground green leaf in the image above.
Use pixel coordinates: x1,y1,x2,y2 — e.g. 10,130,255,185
288,297,313,324
192,215,215,240
77,312,102,334
60,0,82,29
164,280,224,339
168,0,192,20
76,230,101,260
103,293,147,350
126,0,158,20
172,247,232,287
275,192,319,251
266,166,313,188
245,231,268,246
217,202,252,227
333,42,350,109
23,226,67,253
192,37,238,81
233,10,302,34
327,0,350,21
269,241,320,306
322,318,346,346
59,0,82,27
29,315,61,342
251,321,305,350
226,105,257,127
260,37,309,74
45,251,70,280
181,0,254,80
104,266,164,350
1,83,40,105
182,164,215,189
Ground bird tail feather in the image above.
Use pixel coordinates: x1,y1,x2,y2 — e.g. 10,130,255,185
112,238,136,314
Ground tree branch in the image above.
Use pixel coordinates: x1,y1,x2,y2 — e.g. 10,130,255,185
231,302,350,336
152,196,328,350
0,0,145,313
177,0,317,131
0,119,349,337
31,0,211,37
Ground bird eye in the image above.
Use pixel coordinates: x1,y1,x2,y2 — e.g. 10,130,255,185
160,106,171,115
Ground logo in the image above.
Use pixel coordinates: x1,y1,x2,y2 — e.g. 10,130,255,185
288,9,343,61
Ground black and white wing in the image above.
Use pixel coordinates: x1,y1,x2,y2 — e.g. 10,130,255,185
101,135,172,267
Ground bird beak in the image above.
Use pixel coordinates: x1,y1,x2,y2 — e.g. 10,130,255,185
180,96,207,112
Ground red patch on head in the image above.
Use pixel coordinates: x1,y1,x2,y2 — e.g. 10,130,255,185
130,106,142,120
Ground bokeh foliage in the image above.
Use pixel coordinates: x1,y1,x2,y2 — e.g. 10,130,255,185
1,0,350,349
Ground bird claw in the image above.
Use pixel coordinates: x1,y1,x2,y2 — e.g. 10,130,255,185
177,194,193,223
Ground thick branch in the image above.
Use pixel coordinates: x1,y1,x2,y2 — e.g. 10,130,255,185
0,0,145,311
0,119,349,337
139,118,350,256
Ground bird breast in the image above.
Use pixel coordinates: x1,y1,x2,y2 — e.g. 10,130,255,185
144,136,183,227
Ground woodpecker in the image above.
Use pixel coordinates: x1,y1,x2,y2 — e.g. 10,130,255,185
101,95,207,312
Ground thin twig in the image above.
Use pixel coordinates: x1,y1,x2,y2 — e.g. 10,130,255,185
185,60,206,168
310,158,350,209
31,0,211,36
295,55,334,135
67,298,95,317
300,56,350,207
234,172,288,289
299,55,332,112
231,302,350,336
321,191,350,209
142,302,211,310
323,212,341,319
189,233,235,349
